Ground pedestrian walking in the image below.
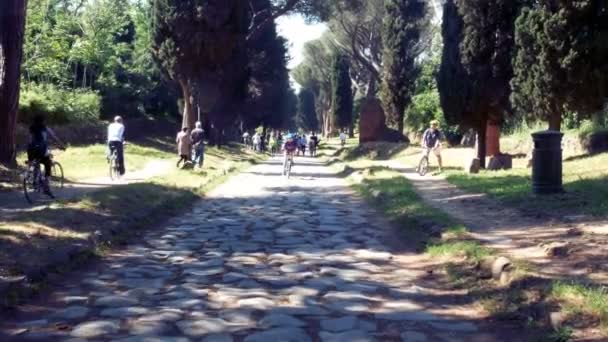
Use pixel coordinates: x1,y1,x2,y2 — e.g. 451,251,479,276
190,122,205,168
176,127,191,168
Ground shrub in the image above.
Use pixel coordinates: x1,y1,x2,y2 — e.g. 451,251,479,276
19,83,101,125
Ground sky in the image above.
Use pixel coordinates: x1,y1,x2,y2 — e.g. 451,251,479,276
276,14,327,71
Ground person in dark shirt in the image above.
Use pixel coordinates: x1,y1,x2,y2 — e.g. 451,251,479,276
421,120,444,172
190,121,205,168
28,115,66,196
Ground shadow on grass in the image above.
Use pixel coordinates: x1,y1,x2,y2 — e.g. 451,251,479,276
0,183,199,283
445,172,608,217
341,142,410,161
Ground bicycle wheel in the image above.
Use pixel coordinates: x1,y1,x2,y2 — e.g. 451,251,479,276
109,156,119,180
23,170,35,204
418,156,429,176
51,162,64,189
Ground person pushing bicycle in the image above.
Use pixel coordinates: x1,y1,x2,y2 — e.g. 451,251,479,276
421,120,444,173
107,116,126,176
27,115,66,197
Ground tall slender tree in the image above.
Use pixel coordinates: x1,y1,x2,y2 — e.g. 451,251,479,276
438,0,523,167
331,53,353,131
382,0,428,135
0,0,28,164
511,1,608,131
297,88,319,131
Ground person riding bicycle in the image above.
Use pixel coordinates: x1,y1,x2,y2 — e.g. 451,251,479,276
107,116,126,176
283,133,298,170
27,115,66,197
421,120,444,172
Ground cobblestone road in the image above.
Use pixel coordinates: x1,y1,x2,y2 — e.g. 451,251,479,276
1,157,523,341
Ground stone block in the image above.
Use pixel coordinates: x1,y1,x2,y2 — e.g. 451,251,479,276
465,157,481,174
487,154,513,171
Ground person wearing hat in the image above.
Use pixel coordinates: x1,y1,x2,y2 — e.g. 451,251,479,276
190,121,205,168
283,133,298,172
107,116,126,175
422,120,444,172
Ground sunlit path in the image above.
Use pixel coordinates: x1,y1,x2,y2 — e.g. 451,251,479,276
1,155,524,341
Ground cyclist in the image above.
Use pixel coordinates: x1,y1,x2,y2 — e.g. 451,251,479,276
283,133,298,172
107,116,126,176
421,120,444,172
27,115,66,197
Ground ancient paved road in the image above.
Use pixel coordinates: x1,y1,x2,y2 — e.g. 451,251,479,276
2,157,521,341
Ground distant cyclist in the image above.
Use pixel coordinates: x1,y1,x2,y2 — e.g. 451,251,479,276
107,116,125,176
309,132,319,157
421,120,444,172
27,115,66,197
283,133,298,171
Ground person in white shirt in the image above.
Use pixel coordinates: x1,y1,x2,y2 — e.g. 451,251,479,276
107,116,126,175
339,131,347,147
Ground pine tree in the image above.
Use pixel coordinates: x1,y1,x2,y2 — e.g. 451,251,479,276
0,0,28,164
382,0,428,135
511,1,608,131
331,53,354,131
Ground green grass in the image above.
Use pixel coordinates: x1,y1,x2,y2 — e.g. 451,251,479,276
551,281,608,328
444,152,608,216
426,241,494,261
1,141,263,284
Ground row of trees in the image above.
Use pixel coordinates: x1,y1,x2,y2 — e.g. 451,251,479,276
439,0,608,166
292,0,430,137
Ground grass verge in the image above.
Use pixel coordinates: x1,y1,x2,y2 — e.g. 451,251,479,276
0,142,264,307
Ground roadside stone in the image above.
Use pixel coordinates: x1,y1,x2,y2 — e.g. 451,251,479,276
70,320,120,338
100,306,150,318
320,330,374,342
201,334,234,342
320,316,358,332
129,321,172,335
428,321,478,332
259,314,307,328
244,328,311,342
401,331,428,342
52,306,89,320
94,295,138,307
543,242,570,257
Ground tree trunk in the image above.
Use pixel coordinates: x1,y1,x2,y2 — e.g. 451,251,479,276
348,124,354,138
548,112,561,131
476,118,488,169
397,113,405,136
0,0,28,165
179,78,195,129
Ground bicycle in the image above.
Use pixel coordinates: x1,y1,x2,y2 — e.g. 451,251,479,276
283,153,294,178
109,148,121,180
417,152,430,176
23,152,64,204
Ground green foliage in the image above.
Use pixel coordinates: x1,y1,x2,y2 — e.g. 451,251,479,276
405,89,444,133
382,0,428,133
331,53,353,130
19,83,101,124
511,1,608,130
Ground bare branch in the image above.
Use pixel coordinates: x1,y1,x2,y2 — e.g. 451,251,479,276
246,0,300,43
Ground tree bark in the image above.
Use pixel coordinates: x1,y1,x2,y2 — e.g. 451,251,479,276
548,112,562,131
0,0,28,165
476,118,488,169
397,112,405,136
179,78,195,129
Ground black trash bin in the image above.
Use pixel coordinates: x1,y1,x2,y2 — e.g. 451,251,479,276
531,130,564,194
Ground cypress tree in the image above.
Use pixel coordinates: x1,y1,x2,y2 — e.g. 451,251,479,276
511,0,608,131
297,88,319,131
382,0,428,135
331,53,354,132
